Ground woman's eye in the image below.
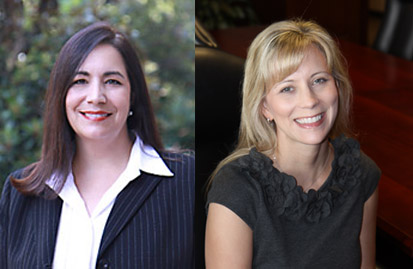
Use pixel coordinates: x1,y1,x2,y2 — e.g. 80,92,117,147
313,78,327,85
72,79,87,85
106,79,122,85
280,87,293,93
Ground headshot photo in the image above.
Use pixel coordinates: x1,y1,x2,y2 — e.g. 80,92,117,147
196,1,413,268
0,0,194,268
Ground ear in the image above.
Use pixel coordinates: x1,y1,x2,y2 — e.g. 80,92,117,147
261,99,273,121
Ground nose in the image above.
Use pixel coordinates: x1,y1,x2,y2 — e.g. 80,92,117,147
86,81,106,104
298,85,319,109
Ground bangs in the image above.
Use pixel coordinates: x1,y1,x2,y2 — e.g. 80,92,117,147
262,32,312,91
261,32,331,93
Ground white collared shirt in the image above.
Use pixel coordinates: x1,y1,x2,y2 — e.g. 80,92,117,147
48,137,173,269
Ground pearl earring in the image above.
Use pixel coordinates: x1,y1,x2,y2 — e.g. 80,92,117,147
128,110,133,116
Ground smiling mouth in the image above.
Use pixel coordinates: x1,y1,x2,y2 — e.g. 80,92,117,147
294,113,324,124
80,111,112,121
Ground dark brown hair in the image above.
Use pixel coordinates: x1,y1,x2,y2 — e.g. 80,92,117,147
11,22,163,197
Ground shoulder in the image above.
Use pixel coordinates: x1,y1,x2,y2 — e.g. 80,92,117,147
331,135,381,201
160,151,195,177
359,151,381,200
155,151,195,198
1,168,27,199
207,150,265,229
1,166,55,206
161,150,194,164
1,169,36,222
5,168,26,181
359,151,381,179
211,152,264,197
213,147,276,190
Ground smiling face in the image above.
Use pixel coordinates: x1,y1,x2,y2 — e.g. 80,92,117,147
262,45,338,147
65,44,131,143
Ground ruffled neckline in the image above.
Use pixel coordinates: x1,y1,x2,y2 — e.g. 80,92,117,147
237,135,362,223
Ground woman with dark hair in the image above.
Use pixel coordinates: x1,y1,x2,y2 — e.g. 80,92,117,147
0,22,194,268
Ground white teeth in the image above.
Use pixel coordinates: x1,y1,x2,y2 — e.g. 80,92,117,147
295,114,322,124
83,113,110,118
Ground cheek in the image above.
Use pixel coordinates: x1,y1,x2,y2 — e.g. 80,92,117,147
113,91,131,114
65,90,75,115
330,87,339,107
271,98,294,122
64,92,76,126
123,87,132,111
326,87,339,120
63,92,76,131
64,89,83,127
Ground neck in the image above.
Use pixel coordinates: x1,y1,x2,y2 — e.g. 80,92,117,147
71,130,134,215
73,130,133,173
274,138,333,191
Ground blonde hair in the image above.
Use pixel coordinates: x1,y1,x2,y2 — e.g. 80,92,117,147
207,20,353,189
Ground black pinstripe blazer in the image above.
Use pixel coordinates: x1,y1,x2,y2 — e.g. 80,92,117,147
0,152,194,269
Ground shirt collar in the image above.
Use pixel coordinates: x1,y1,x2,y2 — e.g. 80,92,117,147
127,136,174,178
46,136,174,193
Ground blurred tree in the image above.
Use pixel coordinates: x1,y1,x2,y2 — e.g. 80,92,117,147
0,0,24,72
38,0,58,14
0,0,194,191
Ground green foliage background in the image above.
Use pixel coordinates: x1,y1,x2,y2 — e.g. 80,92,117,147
0,0,195,189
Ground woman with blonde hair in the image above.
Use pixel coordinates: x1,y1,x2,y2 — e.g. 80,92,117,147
205,20,380,268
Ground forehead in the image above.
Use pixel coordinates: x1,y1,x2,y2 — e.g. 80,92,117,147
78,44,127,73
267,44,328,87
283,46,328,79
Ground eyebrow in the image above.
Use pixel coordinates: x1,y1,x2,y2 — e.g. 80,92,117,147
75,70,126,79
277,71,330,85
310,71,330,78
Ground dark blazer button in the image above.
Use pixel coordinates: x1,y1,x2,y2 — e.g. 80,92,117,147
97,259,110,269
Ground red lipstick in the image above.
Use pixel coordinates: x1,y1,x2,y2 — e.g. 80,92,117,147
80,110,112,122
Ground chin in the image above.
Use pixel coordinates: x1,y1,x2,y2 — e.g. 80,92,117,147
76,129,117,142
297,131,330,145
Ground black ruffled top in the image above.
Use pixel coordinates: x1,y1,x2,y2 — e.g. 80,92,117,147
207,135,381,268
237,135,362,223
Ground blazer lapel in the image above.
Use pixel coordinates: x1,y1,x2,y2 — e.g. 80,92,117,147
37,196,62,268
98,173,163,255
